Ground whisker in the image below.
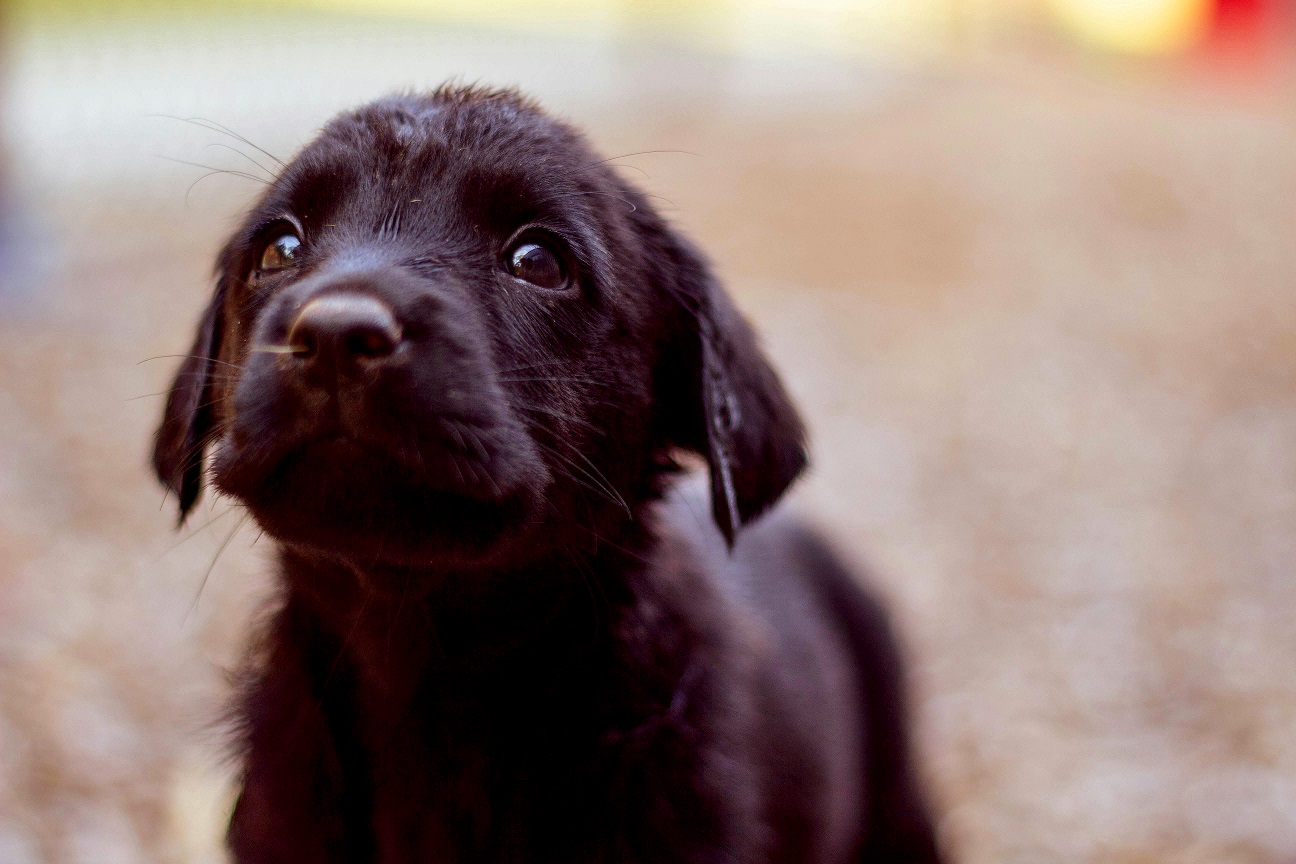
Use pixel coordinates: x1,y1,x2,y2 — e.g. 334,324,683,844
564,149,702,179
205,142,276,180
155,501,242,560
129,374,240,402
546,190,637,213
250,344,308,355
184,171,225,205
172,416,235,468
149,114,288,169
138,354,244,371
191,117,289,169
499,376,610,387
499,359,571,375
185,510,251,624
564,445,632,518
457,427,506,498
156,369,242,379
570,520,653,566
156,154,271,185
191,393,231,415
547,188,677,211
538,458,604,510
515,403,605,436
397,415,429,479
641,192,677,209
532,438,631,518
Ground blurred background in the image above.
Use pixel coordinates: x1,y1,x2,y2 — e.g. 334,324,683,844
2,0,1295,862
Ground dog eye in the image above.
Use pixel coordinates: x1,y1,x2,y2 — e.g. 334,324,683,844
259,233,302,272
505,239,567,291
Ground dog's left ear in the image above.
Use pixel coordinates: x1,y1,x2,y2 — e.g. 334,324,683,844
655,231,808,547
151,281,226,524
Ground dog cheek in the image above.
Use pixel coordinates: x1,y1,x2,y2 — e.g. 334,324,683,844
210,367,291,485
479,413,554,495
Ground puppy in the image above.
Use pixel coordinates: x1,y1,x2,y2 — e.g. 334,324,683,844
153,85,942,864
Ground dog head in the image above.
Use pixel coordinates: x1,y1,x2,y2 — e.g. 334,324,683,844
153,86,806,569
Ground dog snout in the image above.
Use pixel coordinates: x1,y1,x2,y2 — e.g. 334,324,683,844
287,294,403,376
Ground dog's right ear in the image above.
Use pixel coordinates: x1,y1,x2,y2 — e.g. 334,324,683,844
152,281,226,524
652,227,808,547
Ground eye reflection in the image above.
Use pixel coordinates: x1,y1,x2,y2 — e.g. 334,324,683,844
259,234,301,272
505,240,567,291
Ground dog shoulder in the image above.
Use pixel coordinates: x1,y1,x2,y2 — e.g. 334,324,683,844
652,472,840,612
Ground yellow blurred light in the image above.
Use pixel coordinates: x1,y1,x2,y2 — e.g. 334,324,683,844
1048,0,1212,54
283,0,621,31
731,0,953,59
268,0,959,59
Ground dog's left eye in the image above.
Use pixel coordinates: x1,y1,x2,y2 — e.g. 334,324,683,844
505,239,568,291
258,233,302,273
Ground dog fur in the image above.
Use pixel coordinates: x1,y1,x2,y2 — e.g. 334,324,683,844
153,85,942,864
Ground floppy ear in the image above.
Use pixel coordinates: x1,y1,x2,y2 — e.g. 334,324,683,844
657,234,808,546
152,282,226,524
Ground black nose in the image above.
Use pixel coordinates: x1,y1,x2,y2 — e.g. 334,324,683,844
287,294,402,373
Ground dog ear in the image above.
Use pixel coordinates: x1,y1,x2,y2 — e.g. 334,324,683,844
152,282,226,524
656,232,808,547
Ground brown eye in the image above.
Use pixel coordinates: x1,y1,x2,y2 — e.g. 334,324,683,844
505,240,567,291
259,233,301,272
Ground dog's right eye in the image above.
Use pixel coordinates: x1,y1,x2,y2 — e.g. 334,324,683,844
258,233,302,273
504,238,569,292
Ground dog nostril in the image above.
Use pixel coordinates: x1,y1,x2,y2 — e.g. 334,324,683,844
287,294,402,368
347,327,397,358
291,330,318,359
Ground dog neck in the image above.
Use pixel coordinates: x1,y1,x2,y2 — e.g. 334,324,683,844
270,517,656,713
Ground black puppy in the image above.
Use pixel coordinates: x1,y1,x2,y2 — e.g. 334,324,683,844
153,86,942,864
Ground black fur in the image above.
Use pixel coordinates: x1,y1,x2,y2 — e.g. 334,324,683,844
153,85,943,864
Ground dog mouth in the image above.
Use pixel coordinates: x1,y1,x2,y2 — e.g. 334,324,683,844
211,417,548,565
299,425,513,497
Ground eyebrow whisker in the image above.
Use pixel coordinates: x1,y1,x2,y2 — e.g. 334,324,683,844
566,148,703,179
156,154,272,186
546,190,638,213
149,114,289,169
205,142,277,181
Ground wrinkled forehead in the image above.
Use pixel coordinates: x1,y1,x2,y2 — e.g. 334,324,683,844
253,96,608,247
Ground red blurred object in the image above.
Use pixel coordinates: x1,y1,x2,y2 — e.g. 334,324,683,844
1199,0,1294,75
1212,0,1267,41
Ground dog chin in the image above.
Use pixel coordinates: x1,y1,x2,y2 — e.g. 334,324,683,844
213,436,544,568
